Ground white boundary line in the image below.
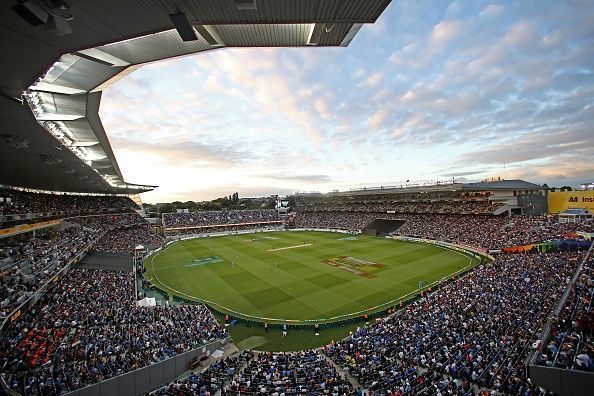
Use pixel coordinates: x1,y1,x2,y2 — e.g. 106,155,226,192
145,231,483,324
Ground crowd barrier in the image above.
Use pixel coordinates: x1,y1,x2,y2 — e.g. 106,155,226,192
64,338,229,396
527,365,594,396
164,220,283,232
164,225,284,242
526,243,594,395
502,238,591,254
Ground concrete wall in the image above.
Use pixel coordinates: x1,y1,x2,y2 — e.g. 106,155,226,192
67,338,228,396
528,365,594,396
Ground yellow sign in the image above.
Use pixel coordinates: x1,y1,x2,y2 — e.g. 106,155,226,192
548,191,594,213
0,219,61,237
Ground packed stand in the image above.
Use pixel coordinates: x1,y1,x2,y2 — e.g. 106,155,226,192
298,200,504,215
92,225,163,254
295,210,592,250
0,188,138,219
166,223,283,237
538,256,594,371
325,251,587,395
0,213,146,320
0,268,226,395
229,350,353,395
155,351,253,395
399,214,592,250
163,210,281,230
295,211,378,231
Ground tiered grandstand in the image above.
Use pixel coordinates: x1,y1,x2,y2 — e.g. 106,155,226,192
1,186,593,396
163,209,283,237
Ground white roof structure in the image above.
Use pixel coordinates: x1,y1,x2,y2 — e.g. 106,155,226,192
137,297,156,307
0,0,391,194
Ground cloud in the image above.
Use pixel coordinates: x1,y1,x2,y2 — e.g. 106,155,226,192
314,97,333,121
97,0,594,201
367,108,391,130
256,174,333,184
361,71,384,88
507,159,594,188
503,20,538,48
430,20,464,46
111,137,253,168
479,4,505,18
462,126,594,165
443,169,485,177
389,43,417,66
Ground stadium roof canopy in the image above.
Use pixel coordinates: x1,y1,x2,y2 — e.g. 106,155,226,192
0,0,391,195
459,179,544,191
297,179,545,197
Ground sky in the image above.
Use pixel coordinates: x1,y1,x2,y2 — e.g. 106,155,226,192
99,0,594,203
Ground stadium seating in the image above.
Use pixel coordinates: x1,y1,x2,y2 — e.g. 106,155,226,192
324,251,587,394
0,213,144,319
0,268,225,395
163,209,280,230
0,189,138,226
537,256,593,371
92,225,163,254
1,191,592,396
229,351,352,394
296,210,592,250
154,351,253,395
298,200,504,215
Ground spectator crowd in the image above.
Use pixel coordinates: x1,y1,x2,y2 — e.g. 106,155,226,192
156,350,354,395
229,351,352,395
297,200,504,215
538,256,593,371
325,251,588,395
163,210,280,230
0,269,225,395
0,189,137,219
1,190,593,396
92,225,163,255
166,223,283,237
155,351,253,395
295,211,592,250
1,213,147,319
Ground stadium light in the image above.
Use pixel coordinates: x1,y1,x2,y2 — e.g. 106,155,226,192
13,0,74,35
234,0,257,11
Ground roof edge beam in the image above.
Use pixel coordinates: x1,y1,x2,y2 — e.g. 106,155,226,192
340,23,363,47
194,24,225,47
75,48,130,67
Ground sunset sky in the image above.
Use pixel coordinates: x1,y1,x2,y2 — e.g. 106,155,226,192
99,0,594,203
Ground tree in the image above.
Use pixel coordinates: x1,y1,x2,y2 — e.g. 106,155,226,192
158,203,176,214
560,186,573,192
287,195,296,209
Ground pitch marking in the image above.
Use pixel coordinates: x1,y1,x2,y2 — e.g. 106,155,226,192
267,243,312,252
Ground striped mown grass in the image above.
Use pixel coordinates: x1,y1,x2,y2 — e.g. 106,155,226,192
146,231,474,322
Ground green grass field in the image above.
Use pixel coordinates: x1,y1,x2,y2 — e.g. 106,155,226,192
146,231,474,323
